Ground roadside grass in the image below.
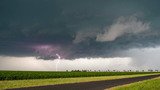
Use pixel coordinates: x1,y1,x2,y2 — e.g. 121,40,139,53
110,76,160,90
0,73,159,90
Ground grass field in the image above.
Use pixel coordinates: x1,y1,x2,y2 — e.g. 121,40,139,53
0,74,158,90
110,76,160,90
0,71,159,80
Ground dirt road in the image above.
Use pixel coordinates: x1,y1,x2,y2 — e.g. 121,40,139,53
8,74,160,90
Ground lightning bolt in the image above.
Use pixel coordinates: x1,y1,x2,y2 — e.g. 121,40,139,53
56,54,61,59
55,54,61,71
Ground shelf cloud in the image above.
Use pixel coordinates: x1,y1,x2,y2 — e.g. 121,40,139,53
0,0,160,70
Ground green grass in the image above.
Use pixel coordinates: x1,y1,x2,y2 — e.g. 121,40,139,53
0,74,158,90
0,71,159,80
110,76,160,90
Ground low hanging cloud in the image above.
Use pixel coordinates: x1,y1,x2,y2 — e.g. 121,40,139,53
73,27,98,44
96,16,150,42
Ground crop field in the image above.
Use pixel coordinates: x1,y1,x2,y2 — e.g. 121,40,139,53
111,76,160,90
0,74,159,90
0,71,159,80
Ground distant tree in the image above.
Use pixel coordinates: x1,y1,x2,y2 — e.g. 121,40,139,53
82,70,87,72
148,69,153,72
155,70,159,72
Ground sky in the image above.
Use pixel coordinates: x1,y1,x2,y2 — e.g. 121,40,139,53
0,0,160,71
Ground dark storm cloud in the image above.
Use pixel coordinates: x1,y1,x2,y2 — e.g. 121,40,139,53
1,0,160,59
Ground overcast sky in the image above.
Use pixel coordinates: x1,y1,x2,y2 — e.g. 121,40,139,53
0,0,160,71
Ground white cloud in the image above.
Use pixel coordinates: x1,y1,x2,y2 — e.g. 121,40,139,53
0,56,133,71
96,16,150,42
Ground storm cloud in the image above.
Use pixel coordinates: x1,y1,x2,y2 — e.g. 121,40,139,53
0,0,160,70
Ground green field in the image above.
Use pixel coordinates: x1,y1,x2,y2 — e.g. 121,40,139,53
0,71,159,90
110,76,160,90
0,71,159,80
0,74,158,90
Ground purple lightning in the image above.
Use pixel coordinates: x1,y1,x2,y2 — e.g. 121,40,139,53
31,44,63,60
